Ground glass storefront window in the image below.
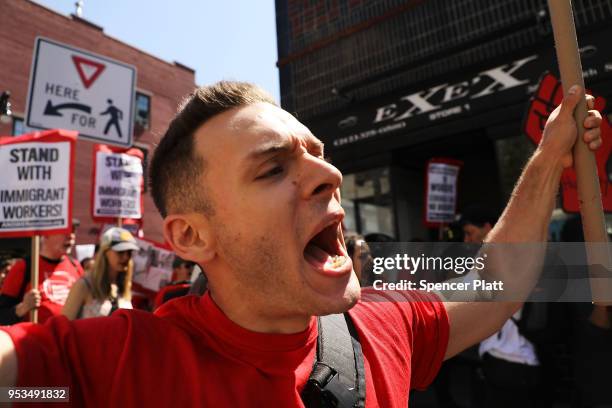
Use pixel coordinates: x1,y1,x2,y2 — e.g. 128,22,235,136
12,117,37,136
340,167,395,238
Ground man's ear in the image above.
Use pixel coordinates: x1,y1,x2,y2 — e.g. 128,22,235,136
163,214,215,264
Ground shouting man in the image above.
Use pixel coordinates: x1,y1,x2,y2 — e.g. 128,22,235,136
0,81,603,407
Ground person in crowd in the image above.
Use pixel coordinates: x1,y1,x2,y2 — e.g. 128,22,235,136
0,81,602,407
0,259,14,291
458,206,548,407
62,227,138,319
153,257,195,309
80,257,95,275
344,233,373,285
0,220,83,325
459,206,499,244
188,264,209,296
560,216,612,408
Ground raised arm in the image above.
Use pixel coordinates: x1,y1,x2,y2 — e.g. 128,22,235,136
444,86,603,359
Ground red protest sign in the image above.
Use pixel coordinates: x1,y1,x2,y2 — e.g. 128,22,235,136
0,129,77,237
523,72,612,212
91,144,144,223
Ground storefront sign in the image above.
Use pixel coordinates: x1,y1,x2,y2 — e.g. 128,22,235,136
310,27,612,150
424,158,462,227
0,129,76,237
91,144,144,221
523,73,612,213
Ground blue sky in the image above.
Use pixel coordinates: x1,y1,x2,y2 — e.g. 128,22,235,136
33,0,281,101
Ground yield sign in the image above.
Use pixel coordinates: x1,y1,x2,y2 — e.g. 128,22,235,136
71,55,105,89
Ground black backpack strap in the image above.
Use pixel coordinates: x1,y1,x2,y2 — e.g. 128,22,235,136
301,313,366,408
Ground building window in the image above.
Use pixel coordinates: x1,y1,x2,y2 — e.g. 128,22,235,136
133,144,149,193
341,167,395,238
134,92,151,136
12,117,37,136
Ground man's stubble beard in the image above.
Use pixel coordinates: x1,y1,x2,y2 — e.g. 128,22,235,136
213,219,315,317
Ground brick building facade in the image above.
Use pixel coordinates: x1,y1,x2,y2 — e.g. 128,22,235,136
0,0,196,247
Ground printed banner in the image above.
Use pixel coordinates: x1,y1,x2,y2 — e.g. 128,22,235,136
91,144,144,221
424,158,462,227
0,129,76,237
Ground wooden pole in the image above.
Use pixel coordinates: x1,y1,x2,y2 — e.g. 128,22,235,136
548,0,612,305
117,217,122,227
30,235,40,323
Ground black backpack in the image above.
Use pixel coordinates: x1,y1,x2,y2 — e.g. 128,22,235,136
301,313,366,408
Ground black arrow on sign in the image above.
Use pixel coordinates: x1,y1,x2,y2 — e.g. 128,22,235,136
44,100,91,117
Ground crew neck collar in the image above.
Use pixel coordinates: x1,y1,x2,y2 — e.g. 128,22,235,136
199,292,317,353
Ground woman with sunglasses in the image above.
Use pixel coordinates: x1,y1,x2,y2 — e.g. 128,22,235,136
62,227,137,319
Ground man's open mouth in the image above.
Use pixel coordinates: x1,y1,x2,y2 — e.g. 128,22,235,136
303,217,351,275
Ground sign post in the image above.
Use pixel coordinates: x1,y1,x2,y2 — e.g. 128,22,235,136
25,37,136,148
548,0,612,304
30,235,40,323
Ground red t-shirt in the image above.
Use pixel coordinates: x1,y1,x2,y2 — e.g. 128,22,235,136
2,289,448,407
1,256,83,323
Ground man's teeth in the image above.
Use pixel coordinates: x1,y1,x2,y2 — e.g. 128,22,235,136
330,255,345,268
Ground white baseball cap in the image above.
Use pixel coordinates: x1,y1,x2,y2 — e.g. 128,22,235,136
101,227,139,252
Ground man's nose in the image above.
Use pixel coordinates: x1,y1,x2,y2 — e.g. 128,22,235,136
300,154,342,200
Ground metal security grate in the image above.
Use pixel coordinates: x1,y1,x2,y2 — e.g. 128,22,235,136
277,0,612,120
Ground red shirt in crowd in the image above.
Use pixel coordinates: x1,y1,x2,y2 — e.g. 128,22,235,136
153,282,192,310
2,289,449,407
1,256,83,323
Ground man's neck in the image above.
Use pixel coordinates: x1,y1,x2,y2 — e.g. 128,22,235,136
209,288,311,334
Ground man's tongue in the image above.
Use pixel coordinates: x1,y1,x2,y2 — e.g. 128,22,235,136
304,242,347,272
305,242,331,264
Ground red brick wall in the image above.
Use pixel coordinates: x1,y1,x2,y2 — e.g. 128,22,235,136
0,0,196,244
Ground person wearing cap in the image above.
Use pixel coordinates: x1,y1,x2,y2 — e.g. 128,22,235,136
0,219,83,325
62,227,138,319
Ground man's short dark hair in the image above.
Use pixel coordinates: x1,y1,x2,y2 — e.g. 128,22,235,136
150,81,276,218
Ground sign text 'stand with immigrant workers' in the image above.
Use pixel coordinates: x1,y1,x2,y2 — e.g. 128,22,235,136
425,159,461,227
0,129,76,237
91,144,144,221
25,37,136,148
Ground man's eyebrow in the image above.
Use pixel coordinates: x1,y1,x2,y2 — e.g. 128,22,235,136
245,140,296,162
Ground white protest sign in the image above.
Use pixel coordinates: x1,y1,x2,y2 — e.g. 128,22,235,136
0,130,76,237
26,37,136,147
132,238,175,292
425,160,461,226
92,149,143,219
